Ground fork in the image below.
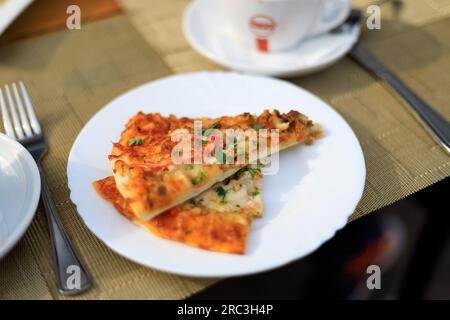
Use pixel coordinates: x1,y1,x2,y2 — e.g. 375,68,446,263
0,82,91,295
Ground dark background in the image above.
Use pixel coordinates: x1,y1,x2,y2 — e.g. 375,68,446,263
191,178,449,299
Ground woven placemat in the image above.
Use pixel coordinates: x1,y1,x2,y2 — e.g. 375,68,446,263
121,0,450,221
1,1,450,299
0,16,215,300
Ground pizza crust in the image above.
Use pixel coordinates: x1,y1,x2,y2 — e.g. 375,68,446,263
94,167,263,254
109,110,322,221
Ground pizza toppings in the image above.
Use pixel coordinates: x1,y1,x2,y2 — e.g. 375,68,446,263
216,185,228,197
128,136,143,146
93,167,263,254
191,171,207,185
109,109,322,220
202,121,221,136
253,123,263,131
94,109,323,254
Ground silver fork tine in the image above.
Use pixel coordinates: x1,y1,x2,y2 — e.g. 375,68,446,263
4,84,24,140
19,81,41,135
12,83,33,138
0,87,16,139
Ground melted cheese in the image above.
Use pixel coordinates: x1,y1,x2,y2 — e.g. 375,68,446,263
93,167,263,254
193,170,262,216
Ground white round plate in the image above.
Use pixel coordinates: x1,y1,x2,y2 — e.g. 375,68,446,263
0,133,40,258
67,72,365,278
183,0,360,77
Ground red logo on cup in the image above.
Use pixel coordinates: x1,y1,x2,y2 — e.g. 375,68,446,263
249,15,276,53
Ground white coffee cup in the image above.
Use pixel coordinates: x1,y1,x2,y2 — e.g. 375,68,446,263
219,0,351,53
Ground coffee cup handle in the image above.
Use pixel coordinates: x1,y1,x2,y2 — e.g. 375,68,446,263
310,0,351,36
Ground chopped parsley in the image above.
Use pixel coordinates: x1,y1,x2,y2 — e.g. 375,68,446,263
252,191,260,198
216,186,228,197
191,171,207,185
215,148,226,164
186,164,194,170
247,167,257,179
202,121,221,136
253,123,263,131
216,186,228,205
128,136,142,146
235,166,261,180
235,167,245,179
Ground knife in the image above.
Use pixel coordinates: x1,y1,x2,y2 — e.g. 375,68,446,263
349,42,450,154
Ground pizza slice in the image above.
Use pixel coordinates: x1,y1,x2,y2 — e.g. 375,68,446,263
93,166,263,254
108,109,322,221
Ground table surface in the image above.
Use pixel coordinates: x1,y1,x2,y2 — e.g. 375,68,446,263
0,0,449,299
120,0,450,222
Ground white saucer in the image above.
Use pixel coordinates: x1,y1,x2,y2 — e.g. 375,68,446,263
183,0,360,77
0,133,40,258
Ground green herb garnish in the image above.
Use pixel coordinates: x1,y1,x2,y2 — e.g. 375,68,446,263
202,121,221,136
235,145,244,156
191,171,207,185
216,186,228,197
253,124,263,130
216,186,228,204
235,168,245,179
247,167,257,179
186,164,194,170
128,136,142,146
252,191,260,198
